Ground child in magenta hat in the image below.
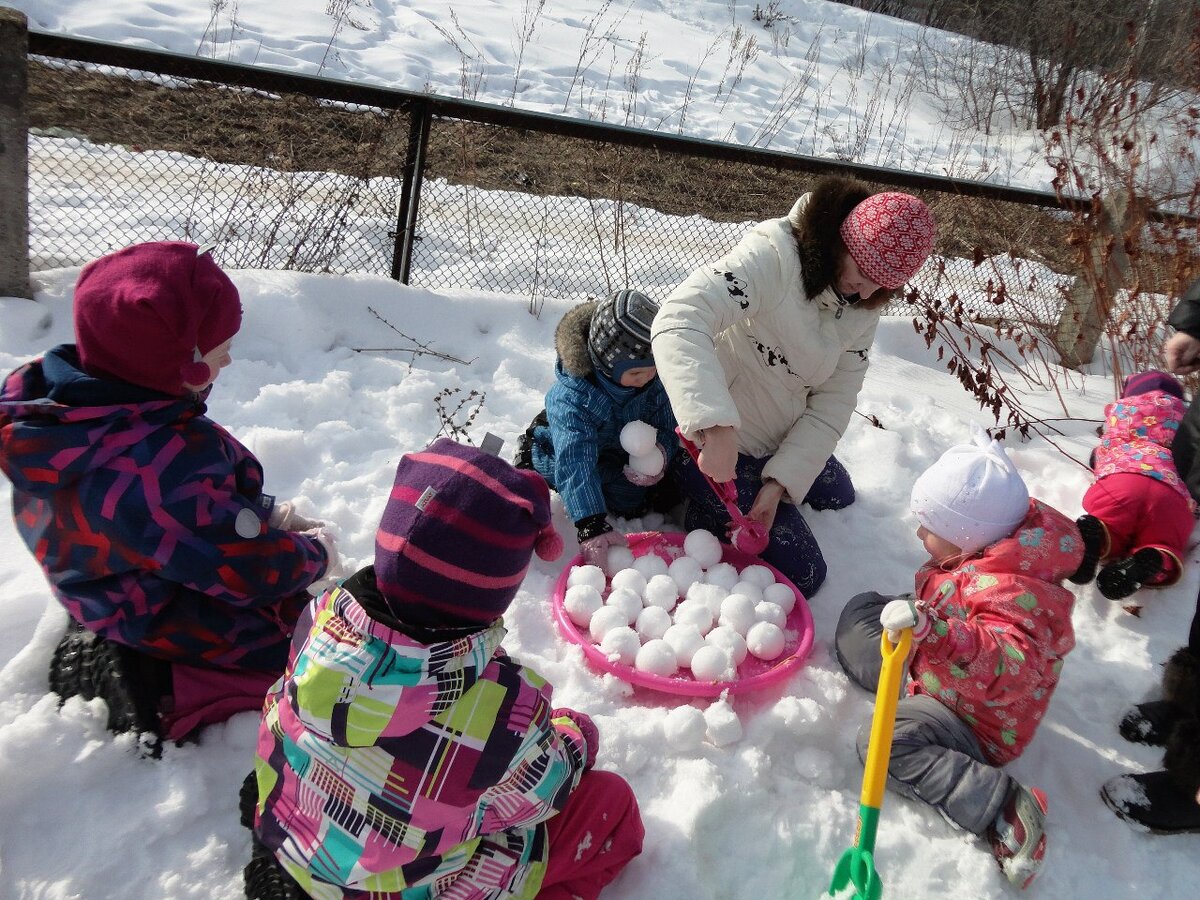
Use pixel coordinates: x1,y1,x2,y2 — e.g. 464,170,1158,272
1069,369,1194,605
834,427,1084,890
0,241,339,749
245,438,643,900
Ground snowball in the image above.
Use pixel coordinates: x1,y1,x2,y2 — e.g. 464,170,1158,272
746,621,786,660
754,600,787,628
705,562,740,592
635,639,678,676
599,626,641,666
635,605,673,641
563,584,603,628
610,568,648,597
685,581,727,616
706,625,748,666
729,580,764,605
663,705,708,751
567,564,607,593
683,529,723,569
690,645,733,682
620,420,658,457
662,623,706,667
673,599,714,635
605,545,635,577
629,450,664,476
667,556,705,595
606,587,643,624
589,606,629,642
643,574,679,611
718,593,758,636
739,564,777,589
632,553,669,580
642,511,667,530
704,697,743,746
763,582,797,615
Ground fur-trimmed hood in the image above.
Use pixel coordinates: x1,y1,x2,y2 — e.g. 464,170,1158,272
789,175,874,299
555,300,599,378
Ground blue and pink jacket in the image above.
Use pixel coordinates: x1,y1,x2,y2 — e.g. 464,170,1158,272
0,345,327,671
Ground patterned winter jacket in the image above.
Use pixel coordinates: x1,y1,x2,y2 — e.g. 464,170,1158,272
1093,390,1192,504
0,346,328,671
533,301,677,524
651,192,880,502
253,567,592,900
911,499,1082,766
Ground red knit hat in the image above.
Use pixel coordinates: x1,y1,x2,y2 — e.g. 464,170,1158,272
839,193,936,290
374,438,564,630
74,241,243,395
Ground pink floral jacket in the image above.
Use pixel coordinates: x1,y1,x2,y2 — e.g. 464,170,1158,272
911,500,1082,765
1093,390,1191,504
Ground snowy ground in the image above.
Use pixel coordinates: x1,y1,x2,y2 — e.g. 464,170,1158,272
2,1,1196,898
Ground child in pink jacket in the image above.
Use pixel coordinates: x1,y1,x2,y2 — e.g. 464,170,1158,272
1070,370,1193,604
834,426,1084,890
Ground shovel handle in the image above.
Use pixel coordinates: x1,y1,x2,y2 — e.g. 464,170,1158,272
859,629,912,811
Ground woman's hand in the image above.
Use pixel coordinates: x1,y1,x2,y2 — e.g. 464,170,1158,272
697,425,738,483
1163,331,1200,376
748,479,785,531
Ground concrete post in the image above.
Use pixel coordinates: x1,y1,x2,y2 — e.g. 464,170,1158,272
1053,193,1135,369
0,6,32,299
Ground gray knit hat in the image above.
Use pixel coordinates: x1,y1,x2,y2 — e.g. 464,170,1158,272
587,289,659,382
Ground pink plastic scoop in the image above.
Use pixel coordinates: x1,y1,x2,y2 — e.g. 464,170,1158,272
676,428,770,555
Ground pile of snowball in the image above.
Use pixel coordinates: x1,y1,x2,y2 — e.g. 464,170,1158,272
562,528,797,682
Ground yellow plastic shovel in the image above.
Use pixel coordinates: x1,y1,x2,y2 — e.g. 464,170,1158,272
828,628,912,900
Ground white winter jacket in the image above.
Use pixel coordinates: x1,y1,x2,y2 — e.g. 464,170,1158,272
652,193,880,502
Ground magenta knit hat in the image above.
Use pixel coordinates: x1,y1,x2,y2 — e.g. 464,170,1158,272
1121,370,1184,401
839,193,936,290
74,241,242,395
375,438,564,630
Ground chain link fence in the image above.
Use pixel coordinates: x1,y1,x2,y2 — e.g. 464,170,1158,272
23,35,1088,333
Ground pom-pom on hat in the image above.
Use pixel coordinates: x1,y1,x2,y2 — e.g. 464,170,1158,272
1122,369,1184,401
375,438,564,630
588,289,660,382
74,241,242,395
910,424,1030,555
839,193,936,290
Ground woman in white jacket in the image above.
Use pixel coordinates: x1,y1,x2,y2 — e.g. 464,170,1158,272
651,175,935,597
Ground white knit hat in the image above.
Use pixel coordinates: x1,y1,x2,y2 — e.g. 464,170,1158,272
910,425,1030,554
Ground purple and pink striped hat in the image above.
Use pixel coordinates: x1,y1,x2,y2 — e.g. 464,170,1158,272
375,438,564,629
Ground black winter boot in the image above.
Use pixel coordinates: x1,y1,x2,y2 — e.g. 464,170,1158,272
1120,700,1181,746
1097,548,1164,601
1068,515,1107,585
513,410,548,471
244,838,304,900
48,620,166,756
1101,769,1200,834
239,772,259,830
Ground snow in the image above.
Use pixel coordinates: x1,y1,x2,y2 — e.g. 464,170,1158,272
1,1,1196,899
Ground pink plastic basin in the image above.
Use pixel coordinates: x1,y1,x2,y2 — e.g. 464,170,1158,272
551,531,814,697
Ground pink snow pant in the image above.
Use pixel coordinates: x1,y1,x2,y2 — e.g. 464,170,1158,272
1083,472,1194,584
159,663,278,741
539,770,645,900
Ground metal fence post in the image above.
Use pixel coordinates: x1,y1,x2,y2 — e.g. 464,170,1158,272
0,6,32,299
391,99,432,284
1053,193,1135,369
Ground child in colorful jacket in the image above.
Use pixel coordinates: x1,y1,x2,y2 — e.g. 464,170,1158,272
518,290,677,568
834,426,1084,890
247,438,644,900
1069,370,1193,603
0,241,336,744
